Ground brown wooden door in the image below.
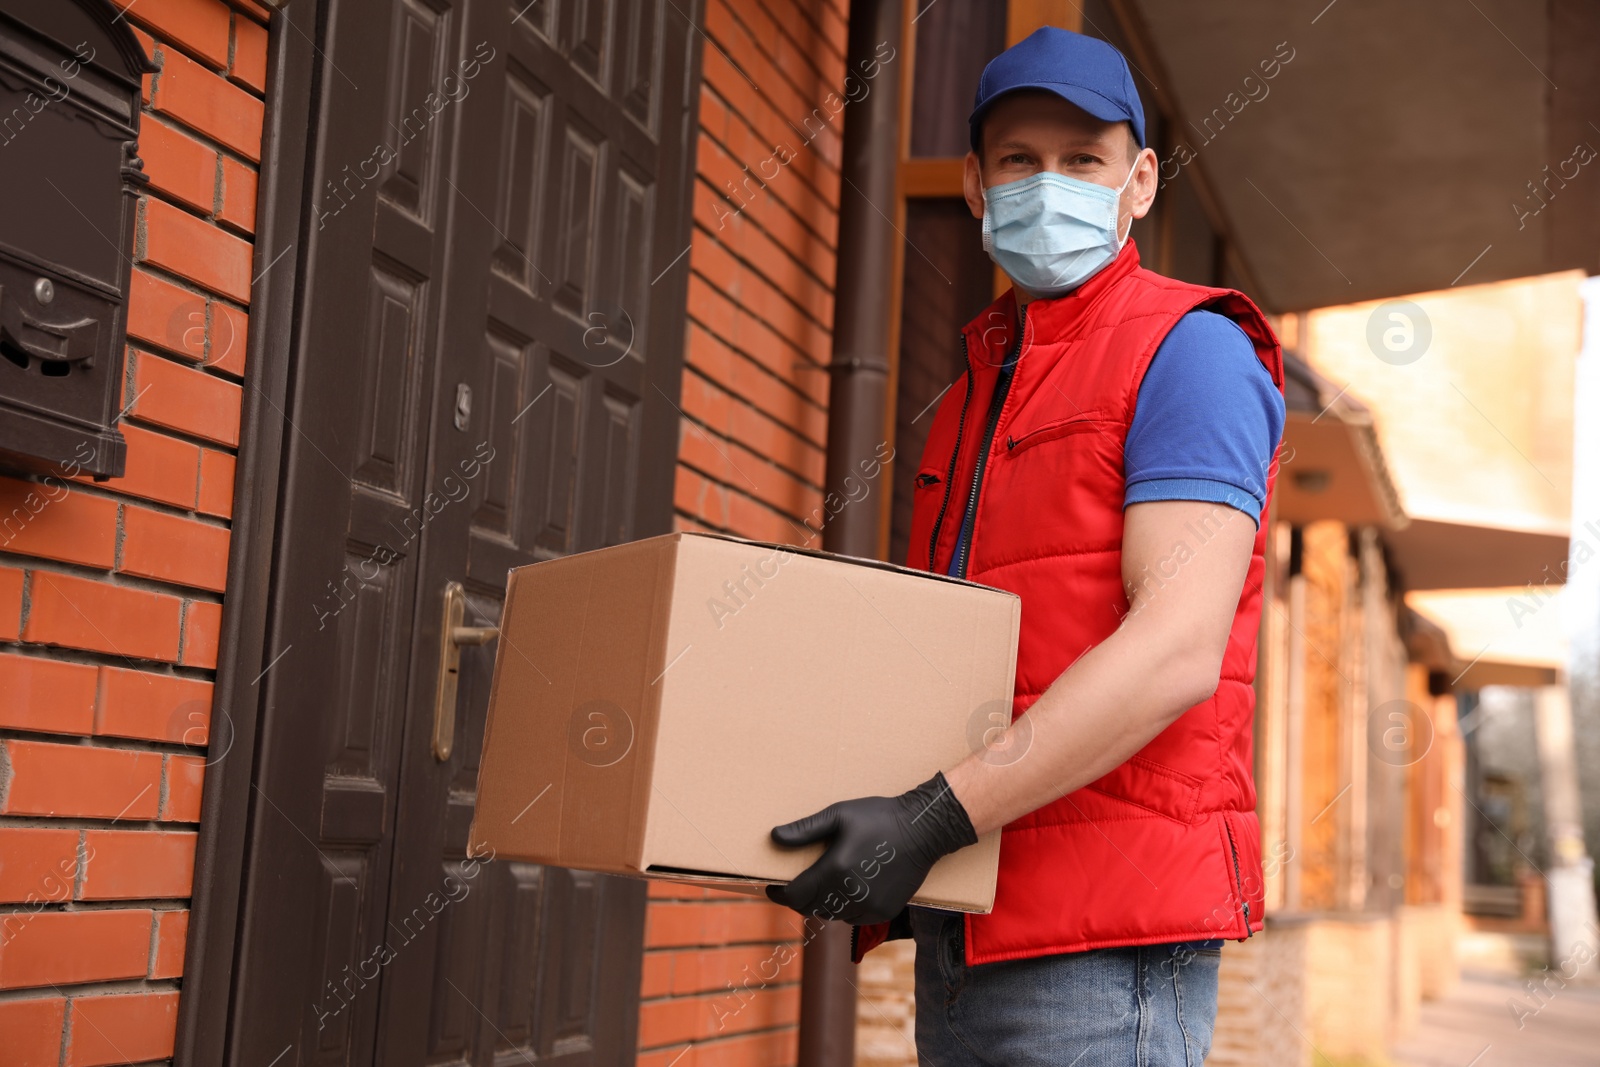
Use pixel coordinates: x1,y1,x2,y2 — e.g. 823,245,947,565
227,1,701,1063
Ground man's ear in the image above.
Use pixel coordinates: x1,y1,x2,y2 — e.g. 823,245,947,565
963,151,986,220
1129,146,1158,220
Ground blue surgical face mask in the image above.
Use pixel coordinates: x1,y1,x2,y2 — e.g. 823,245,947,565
981,166,1137,299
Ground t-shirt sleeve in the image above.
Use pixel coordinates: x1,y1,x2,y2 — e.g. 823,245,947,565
1123,309,1285,527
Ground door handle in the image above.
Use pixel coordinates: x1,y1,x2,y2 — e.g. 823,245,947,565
452,624,498,646
433,581,499,760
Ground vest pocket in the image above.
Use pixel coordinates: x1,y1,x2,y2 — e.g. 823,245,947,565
1083,754,1204,823
1004,411,1113,456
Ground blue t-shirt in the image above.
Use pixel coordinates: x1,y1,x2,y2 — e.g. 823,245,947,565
946,309,1282,576
1123,309,1284,522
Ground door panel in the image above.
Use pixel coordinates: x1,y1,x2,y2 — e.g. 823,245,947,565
228,0,701,1063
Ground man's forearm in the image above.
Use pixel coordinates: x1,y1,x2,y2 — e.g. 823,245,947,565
942,610,1220,836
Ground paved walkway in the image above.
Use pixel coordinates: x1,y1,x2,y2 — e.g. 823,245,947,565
1390,970,1600,1067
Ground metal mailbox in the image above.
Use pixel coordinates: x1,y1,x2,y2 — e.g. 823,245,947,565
0,0,155,480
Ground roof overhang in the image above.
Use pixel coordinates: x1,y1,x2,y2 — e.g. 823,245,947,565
1386,518,1571,592
1407,587,1567,688
1131,0,1600,311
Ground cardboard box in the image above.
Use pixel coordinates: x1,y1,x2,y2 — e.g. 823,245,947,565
468,531,1017,913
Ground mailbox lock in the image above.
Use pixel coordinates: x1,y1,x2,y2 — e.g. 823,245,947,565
33,279,54,305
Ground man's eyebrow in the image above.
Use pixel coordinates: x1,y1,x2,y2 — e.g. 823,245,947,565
991,138,1111,154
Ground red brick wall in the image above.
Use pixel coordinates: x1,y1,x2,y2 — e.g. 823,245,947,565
0,0,268,1060
646,0,849,1064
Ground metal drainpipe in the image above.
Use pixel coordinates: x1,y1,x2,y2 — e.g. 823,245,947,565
801,0,903,1064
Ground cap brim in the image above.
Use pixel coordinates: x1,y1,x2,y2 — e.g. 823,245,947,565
969,82,1141,151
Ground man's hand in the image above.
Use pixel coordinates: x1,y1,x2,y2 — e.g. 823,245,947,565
765,772,978,925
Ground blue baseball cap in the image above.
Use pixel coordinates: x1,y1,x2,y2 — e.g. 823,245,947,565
969,27,1146,153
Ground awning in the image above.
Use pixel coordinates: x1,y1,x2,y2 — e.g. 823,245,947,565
1407,587,1567,688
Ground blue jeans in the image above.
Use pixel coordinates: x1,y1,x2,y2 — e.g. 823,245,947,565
909,907,1222,1066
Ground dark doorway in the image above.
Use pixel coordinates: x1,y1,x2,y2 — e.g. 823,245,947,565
222,1,702,1063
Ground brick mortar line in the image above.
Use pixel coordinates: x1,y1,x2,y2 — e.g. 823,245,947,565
674,458,823,536
683,298,831,401
645,935,808,952
57,987,73,1067
156,752,172,823
132,258,252,322
112,488,126,573
129,341,249,391
74,828,87,899
125,11,268,103
638,1018,802,1053
173,600,189,675
0,814,197,833
711,0,855,140
681,334,830,446
681,319,832,431
687,215,838,341
225,0,271,28
131,222,255,311
766,0,851,60
700,92,845,216
3,461,239,530
694,123,841,258
638,980,802,1004
676,447,822,518
0,728,212,761
0,551,230,605
0,899,191,918
688,193,838,314
146,901,161,977
0,637,207,683
143,95,266,172
697,66,846,201
0,977,184,1002
740,0,851,90
672,386,826,487
123,330,250,395
122,407,243,461
140,183,254,243
142,32,164,103
685,247,837,356
0,640,221,679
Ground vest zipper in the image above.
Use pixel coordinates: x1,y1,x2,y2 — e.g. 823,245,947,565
926,335,973,570
952,326,1025,579
1222,816,1251,929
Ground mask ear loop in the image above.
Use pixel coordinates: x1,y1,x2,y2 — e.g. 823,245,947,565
1113,159,1140,247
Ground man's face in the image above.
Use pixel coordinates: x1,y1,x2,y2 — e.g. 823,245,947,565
962,90,1157,248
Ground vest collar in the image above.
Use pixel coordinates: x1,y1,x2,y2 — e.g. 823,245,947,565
963,240,1145,361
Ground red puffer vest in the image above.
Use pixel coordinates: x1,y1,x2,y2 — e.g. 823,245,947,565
854,241,1283,965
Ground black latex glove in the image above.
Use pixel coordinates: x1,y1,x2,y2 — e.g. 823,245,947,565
764,772,978,925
